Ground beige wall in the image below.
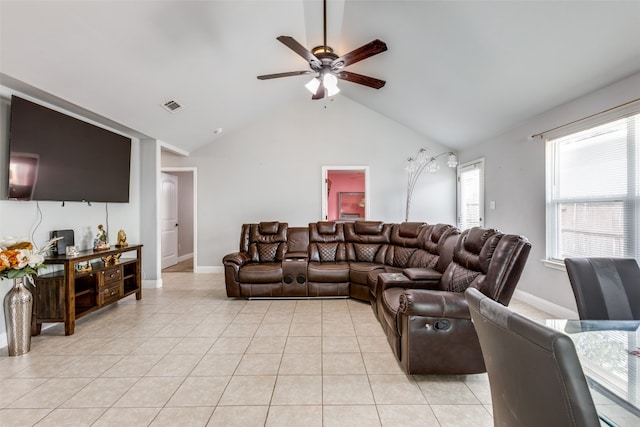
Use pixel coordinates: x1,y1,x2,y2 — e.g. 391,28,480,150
458,71,640,314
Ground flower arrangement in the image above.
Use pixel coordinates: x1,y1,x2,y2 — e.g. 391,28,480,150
0,237,60,280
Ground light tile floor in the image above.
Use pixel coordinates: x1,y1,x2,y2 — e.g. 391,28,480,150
0,272,632,426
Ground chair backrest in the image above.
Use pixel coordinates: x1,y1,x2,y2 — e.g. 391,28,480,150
429,224,460,273
286,226,310,257
344,220,392,263
383,222,427,268
438,227,531,305
246,221,288,263
308,221,346,262
465,287,600,427
565,257,640,320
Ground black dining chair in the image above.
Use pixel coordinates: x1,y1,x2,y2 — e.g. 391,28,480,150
564,257,640,320
465,287,602,427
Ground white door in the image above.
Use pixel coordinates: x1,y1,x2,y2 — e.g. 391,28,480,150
161,172,179,269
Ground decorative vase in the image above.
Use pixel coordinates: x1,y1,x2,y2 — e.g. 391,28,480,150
3,276,33,356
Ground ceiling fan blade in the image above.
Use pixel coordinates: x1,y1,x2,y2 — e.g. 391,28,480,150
331,39,388,69
257,71,313,80
336,71,386,89
312,81,326,100
277,36,321,68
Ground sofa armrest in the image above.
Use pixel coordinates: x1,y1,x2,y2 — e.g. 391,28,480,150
403,267,442,281
379,278,440,293
397,289,471,320
223,251,251,267
284,252,308,260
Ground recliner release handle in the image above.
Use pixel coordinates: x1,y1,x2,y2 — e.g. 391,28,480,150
429,319,450,331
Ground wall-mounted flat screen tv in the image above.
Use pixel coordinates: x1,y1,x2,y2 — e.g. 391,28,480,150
7,96,131,203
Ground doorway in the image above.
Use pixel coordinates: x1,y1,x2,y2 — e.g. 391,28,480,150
161,172,178,269
161,167,197,272
321,166,369,221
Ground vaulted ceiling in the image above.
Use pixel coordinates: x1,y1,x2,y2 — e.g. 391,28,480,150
2,1,639,154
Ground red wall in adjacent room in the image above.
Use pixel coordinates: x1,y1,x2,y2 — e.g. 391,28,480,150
327,171,365,221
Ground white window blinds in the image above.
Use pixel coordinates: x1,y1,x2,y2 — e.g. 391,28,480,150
546,113,640,261
457,159,485,230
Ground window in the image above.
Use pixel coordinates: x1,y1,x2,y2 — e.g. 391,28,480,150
546,112,639,262
457,158,485,230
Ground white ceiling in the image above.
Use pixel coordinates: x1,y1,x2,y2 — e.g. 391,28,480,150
2,1,639,153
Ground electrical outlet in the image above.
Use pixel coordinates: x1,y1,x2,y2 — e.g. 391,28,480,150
490,201,496,210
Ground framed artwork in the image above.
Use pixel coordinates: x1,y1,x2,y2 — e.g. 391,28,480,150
338,192,365,220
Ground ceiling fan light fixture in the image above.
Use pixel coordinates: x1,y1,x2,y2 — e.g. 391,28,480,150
323,73,340,96
305,77,321,94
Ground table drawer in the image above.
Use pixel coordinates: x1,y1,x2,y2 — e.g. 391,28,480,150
98,281,123,306
101,267,122,286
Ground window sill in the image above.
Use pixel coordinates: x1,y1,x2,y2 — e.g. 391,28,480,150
541,259,566,271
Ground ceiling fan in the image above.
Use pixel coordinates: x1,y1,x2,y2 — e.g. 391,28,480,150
257,0,388,100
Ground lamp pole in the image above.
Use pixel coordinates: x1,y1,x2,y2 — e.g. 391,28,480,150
405,149,457,222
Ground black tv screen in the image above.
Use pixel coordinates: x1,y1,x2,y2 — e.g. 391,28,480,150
8,96,131,203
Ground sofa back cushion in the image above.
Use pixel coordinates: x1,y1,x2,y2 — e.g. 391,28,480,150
383,222,427,267
401,224,459,269
309,222,346,262
439,227,502,293
438,227,531,304
352,243,381,263
391,222,426,244
287,227,310,255
354,221,385,235
345,221,391,263
247,222,288,263
480,233,532,304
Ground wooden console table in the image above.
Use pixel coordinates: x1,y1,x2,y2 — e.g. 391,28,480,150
32,244,143,336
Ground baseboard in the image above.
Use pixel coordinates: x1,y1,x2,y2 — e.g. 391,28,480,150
177,253,193,263
143,278,163,289
513,289,578,319
195,266,223,273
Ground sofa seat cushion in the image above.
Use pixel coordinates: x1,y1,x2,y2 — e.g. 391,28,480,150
307,261,350,282
238,263,283,283
350,262,385,285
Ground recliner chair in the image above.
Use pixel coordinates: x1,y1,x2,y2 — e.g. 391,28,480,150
382,227,531,374
306,221,350,297
223,221,288,297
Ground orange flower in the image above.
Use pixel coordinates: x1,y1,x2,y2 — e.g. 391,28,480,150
0,249,23,269
1,236,60,280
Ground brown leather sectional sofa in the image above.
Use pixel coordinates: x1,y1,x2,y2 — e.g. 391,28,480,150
223,220,531,374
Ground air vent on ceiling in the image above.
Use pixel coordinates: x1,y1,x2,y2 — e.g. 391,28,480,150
162,99,182,113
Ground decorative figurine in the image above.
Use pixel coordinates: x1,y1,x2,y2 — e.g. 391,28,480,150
102,253,120,265
76,260,92,272
116,229,128,247
93,224,110,250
